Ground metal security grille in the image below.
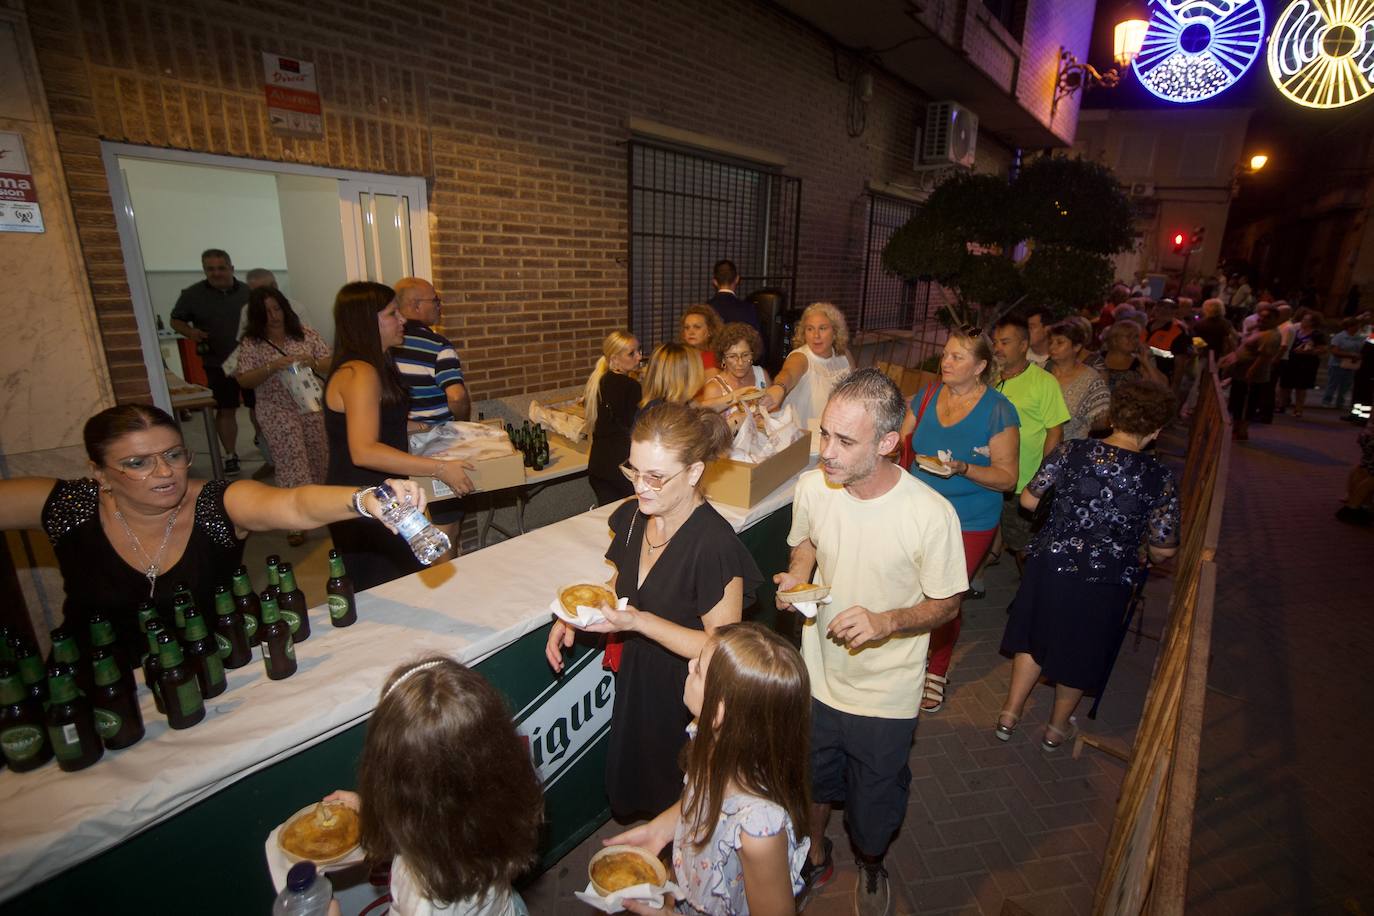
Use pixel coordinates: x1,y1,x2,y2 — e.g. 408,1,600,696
858,192,921,332
628,141,800,350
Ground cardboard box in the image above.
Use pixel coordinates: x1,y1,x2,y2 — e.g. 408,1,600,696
417,450,526,502
702,433,811,509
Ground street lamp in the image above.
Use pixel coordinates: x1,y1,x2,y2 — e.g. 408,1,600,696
1051,18,1148,122
1248,154,1268,172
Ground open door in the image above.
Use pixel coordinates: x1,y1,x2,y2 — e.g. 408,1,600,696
339,178,431,286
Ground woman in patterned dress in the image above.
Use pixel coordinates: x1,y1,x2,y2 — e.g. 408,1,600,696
233,287,332,545
1046,318,1111,441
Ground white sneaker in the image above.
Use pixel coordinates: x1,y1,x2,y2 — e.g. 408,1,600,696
853,861,891,916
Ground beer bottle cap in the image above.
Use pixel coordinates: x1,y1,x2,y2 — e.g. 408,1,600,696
259,595,282,623
50,628,80,664
0,665,24,704
92,650,122,687
279,563,298,590
89,616,116,647
46,664,79,703
214,587,234,614
184,614,208,641
156,633,185,667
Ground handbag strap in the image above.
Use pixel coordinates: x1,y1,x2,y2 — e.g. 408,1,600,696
915,382,940,426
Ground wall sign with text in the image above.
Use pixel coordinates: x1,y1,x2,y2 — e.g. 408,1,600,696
0,132,44,234
262,53,324,138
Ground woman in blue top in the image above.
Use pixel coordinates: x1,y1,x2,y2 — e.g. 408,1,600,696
898,328,1019,713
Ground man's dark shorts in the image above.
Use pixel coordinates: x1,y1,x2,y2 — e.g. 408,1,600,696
204,366,254,410
810,698,918,858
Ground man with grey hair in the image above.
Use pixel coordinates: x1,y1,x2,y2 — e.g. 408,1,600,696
777,367,967,916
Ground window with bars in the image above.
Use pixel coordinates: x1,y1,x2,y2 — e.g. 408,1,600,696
627,140,800,351
857,192,923,333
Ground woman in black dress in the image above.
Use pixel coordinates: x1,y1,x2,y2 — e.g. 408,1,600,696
323,282,475,590
996,381,1181,751
1277,311,1327,417
0,404,426,658
544,403,761,819
583,331,642,506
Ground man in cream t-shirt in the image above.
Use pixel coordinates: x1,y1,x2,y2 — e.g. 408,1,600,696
776,368,967,916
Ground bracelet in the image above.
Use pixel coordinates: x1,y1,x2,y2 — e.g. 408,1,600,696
352,487,375,519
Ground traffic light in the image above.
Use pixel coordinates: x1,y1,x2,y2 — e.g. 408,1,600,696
1172,231,1186,254
1190,225,1206,248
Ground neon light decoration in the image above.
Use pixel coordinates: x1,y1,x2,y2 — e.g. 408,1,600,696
1132,0,1267,103
1268,1,1374,109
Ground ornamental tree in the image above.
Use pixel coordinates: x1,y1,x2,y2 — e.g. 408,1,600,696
882,156,1135,324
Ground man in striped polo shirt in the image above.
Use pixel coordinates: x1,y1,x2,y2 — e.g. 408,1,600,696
394,277,470,425
395,276,469,556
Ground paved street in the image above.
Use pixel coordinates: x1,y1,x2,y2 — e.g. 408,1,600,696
523,406,1374,916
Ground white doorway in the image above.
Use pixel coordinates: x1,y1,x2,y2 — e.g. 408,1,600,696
100,143,432,412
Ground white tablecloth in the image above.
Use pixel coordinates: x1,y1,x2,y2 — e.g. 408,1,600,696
0,462,813,902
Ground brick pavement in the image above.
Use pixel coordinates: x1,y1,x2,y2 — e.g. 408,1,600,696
1186,409,1374,916
523,409,1374,915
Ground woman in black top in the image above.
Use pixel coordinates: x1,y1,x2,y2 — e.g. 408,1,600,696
0,404,425,657
544,403,761,819
324,282,475,590
582,331,642,506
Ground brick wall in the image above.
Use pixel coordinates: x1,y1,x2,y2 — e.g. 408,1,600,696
27,0,1025,402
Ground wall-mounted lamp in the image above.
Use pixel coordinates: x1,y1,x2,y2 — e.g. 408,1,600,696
1248,154,1268,172
1051,18,1148,122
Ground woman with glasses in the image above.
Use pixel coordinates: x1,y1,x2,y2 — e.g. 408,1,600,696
696,322,771,429
543,402,761,819
897,327,1019,714
0,404,426,659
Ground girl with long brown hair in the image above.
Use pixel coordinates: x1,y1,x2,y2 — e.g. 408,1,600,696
606,623,811,915
323,656,543,915
324,281,474,588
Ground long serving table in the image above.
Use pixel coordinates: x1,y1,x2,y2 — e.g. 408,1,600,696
0,466,810,914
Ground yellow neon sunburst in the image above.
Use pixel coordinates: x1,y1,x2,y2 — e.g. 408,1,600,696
1268,0,1374,108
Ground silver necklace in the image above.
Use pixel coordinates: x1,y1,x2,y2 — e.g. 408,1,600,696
111,499,183,596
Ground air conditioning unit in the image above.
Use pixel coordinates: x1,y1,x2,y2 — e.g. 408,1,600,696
920,101,978,168
1129,181,1156,197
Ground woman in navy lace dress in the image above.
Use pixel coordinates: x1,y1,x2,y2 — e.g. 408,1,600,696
996,381,1181,751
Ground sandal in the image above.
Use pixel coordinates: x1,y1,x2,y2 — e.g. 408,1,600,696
994,710,1019,742
921,673,947,713
1041,716,1078,752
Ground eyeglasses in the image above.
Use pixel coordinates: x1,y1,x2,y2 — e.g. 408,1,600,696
618,462,688,492
722,351,754,363
108,447,194,479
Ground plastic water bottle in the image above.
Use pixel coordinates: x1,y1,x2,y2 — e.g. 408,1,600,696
272,862,333,915
373,482,451,565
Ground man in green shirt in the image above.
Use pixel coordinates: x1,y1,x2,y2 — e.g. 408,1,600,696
992,314,1070,566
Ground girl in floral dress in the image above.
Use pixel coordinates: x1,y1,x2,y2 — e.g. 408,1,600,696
607,622,811,915
233,288,331,543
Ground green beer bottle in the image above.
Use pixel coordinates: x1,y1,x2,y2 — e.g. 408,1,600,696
232,566,262,647
258,594,297,681
88,614,136,696
0,625,12,664
11,637,48,705
45,663,103,772
91,648,145,751
156,633,205,730
264,555,282,601
142,618,167,715
326,549,357,627
211,585,252,669
276,561,310,643
0,663,52,772
171,584,195,641
182,613,226,700
48,627,92,698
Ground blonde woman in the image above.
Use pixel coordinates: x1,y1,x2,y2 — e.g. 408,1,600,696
680,303,724,371
584,331,643,506
640,342,705,409
762,301,855,426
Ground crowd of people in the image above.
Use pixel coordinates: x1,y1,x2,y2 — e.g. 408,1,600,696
16,249,1369,916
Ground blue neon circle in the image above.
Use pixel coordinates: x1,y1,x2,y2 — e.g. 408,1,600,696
1132,0,1266,103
